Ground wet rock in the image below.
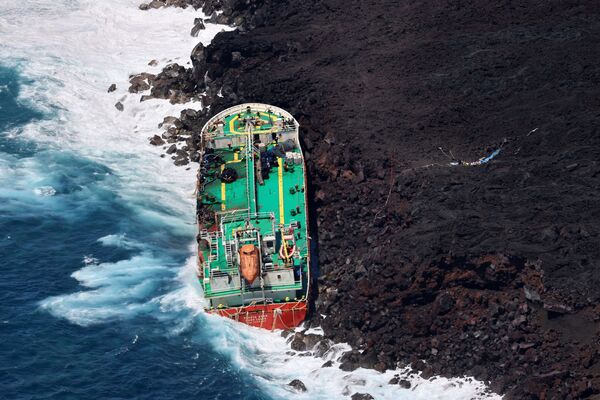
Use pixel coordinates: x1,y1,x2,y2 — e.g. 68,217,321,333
389,376,411,389
159,116,180,129
114,101,124,111
289,334,307,351
280,330,292,339
146,63,195,103
399,379,411,389
190,43,208,83
351,393,374,400
321,360,333,368
339,350,360,371
191,18,205,37
149,135,165,146
107,83,116,92
128,73,154,93
312,339,332,357
189,151,201,162
148,59,158,66
147,0,163,9
166,144,177,154
174,156,189,166
288,379,307,392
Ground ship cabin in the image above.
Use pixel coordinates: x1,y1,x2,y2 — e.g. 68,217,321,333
196,103,310,310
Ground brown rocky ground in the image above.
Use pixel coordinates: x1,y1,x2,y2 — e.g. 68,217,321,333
142,1,600,398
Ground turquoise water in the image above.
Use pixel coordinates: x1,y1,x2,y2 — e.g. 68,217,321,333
0,65,269,400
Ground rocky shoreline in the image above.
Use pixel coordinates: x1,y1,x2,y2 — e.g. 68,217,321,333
134,1,600,399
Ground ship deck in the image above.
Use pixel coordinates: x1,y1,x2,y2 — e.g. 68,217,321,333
198,110,309,299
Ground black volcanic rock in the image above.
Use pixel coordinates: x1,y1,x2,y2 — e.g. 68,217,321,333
144,1,600,398
149,135,164,146
190,17,205,37
351,394,374,400
288,379,307,392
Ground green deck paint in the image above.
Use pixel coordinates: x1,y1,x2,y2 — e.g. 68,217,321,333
197,105,309,306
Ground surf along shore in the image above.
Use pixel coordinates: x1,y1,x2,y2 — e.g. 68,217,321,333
132,1,600,399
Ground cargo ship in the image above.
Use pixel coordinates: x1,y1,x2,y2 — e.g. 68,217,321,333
195,103,310,330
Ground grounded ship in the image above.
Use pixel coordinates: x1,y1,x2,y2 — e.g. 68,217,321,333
195,103,310,330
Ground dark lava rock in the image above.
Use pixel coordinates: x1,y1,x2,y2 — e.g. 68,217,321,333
166,144,177,154
190,17,205,37
321,360,333,368
312,339,332,357
128,72,154,93
174,156,189,166
388,375,413,387
289,334,306,352
434,292,455,315
114,101,123,111
149,135,164,146
107,83,116,92
280,330,292,339
144,1,600,398
189,151,200,162
351,394,374,400
288,379,307,392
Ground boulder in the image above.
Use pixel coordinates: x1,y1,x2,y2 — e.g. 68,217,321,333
107,83,116,92
114,101,124,111
290,334,306,351
128,73,154,93
351,394,374,400
147,0,163,9
288,379,307,392
190,42,207,80
190,151,201,162
174,156,189,166
191,18,205,37
149,135,165,146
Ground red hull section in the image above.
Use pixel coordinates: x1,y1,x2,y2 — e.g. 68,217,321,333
210,301,307,330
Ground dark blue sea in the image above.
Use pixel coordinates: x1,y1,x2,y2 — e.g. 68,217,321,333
0,65,273,400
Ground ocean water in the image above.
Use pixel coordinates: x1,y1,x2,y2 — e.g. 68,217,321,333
0,1,501,399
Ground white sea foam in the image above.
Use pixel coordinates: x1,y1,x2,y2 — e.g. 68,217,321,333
33,185,56,196
98,233,144,250
0,1,501,398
